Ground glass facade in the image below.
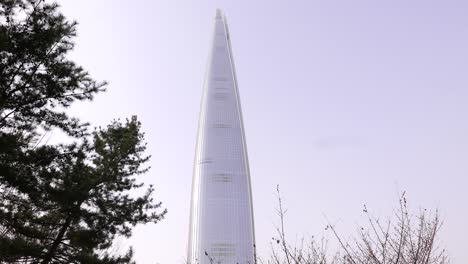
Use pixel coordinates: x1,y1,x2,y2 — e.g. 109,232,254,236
187,9,256,264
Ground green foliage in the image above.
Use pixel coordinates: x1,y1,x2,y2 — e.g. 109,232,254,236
0,1,166,263
0,0,105,136
1,117,166,263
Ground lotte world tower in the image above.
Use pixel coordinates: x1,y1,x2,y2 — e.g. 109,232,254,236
187,9,256,264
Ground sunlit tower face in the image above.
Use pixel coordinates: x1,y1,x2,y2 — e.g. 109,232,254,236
187,9,256,264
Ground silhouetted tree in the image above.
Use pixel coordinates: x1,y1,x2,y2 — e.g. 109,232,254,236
0,1,166,263
1,117,166,263
0,0,104,136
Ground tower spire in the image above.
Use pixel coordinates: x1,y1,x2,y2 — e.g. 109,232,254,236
215,8,223,19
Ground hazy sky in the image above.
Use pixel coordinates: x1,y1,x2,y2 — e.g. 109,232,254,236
58,1,468,263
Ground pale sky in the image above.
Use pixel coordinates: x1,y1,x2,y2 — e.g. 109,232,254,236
58,1,468,263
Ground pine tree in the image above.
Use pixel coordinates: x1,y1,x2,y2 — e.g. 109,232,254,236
0,1,166,263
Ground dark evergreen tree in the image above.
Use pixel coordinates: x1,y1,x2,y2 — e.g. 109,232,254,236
0,1,166,263
0,0,104,135
1,117,166,263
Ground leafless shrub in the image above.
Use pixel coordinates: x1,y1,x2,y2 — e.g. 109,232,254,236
261,186,337,264
267,187,449,264
327,192,449,264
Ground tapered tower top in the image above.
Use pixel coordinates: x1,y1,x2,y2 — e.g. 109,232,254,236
215,8,223,19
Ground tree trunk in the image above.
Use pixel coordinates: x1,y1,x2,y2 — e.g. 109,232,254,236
40,215,73,264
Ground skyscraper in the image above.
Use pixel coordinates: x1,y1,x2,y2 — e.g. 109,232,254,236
187,9,256,264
